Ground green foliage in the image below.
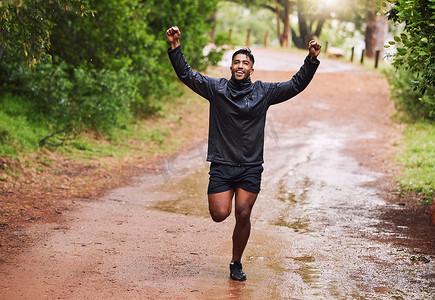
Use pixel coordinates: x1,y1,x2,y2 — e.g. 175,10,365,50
0,0,220,154
46,0,169,118
144,0,220,70
224,0,390,52
215,1,277,46
387,69,435,120
0,92,50,156
383,0,435,96
1,57,137,133
380,0,435,204
0,0,92,65
396,121,435,203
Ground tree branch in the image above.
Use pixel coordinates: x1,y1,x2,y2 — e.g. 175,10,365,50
39,125,77,148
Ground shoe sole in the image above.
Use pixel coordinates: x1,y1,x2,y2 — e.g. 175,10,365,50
230,275,247,281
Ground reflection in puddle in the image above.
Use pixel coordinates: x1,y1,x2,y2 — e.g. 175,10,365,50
251,121,434,299
287,255,322,289
270,176,313,233
147,121,433,299
151,165,210,218
271,216,311,233
276,176,312,205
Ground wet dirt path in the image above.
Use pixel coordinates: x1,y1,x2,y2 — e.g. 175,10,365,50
1,49,434,299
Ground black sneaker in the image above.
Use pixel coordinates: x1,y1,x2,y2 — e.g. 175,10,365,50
230,261,247,281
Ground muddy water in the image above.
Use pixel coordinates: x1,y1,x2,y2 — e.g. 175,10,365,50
257,120,433,298
147,120,434,299
144,48,435,297
2,50,433,300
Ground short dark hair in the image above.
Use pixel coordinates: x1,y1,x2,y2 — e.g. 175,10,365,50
232,48,255,65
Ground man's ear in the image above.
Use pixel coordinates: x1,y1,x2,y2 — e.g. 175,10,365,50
250,68,254,75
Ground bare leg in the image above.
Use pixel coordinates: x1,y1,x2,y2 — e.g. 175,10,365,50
231,188,258,263
208,189,234,222
208,188,258,262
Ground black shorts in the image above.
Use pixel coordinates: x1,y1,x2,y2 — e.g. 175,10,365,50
207,162,264,195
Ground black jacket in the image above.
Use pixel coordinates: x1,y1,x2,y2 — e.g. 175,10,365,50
168,45,319,166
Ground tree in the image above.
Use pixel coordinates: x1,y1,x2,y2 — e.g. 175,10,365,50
341,0,388,58
382,0,434,118
249,0,295,48
230,0,391,53
384,0,434,95
0,0,91,65
291,0,331,49
364,8,388,58
272,0,292,47
230,0,332,49
0,0,222,137
143,0,220,70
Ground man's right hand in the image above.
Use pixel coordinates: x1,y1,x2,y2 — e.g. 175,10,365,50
166,26,181,49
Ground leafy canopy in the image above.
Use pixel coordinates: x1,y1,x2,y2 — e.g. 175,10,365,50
0,0,221,144
0,0,92,65
382,0,435,95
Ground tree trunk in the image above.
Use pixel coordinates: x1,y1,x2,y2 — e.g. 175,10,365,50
206,10,217,42
365,10,388,58
281,0,292,48
275,0,281,46
295,12,309,48
274,0,292,48
313,16,325,39
293,0,310,49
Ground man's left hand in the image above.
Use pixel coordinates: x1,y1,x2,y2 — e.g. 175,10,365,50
308,40,321,60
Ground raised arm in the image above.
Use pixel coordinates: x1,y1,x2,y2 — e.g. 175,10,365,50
266,40,321,106
166,26,181,50
166,26,219,101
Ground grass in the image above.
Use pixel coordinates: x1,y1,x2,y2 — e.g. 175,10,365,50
0,84,209,174
396,120,435,204
0,94,51,157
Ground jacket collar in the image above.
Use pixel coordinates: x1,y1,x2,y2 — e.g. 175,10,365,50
227,77,254,99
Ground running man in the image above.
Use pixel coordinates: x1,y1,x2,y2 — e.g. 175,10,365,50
166,26,321,281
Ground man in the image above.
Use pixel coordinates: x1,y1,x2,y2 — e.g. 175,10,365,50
166,26,321,281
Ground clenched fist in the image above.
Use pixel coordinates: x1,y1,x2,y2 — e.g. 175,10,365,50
166,26,181,49
308,40,321,60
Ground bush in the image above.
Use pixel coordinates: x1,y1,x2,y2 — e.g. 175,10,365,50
1,57,138,134
46,0,174,117
0,0,91,65
388,69,435,121
384,0,435,95
0,0,220,147
144,0,220,71
0,92,51,155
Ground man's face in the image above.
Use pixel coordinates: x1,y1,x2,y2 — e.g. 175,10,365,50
230,54,254,82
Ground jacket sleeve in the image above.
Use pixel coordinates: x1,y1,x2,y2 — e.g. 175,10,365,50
266,56,319,106
167,45,218,101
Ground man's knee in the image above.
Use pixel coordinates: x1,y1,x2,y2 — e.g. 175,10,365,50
208,190,233,222
235,205,252,222
209,207,231,222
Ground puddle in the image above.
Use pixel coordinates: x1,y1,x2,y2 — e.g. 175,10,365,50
142,120,433,299
251,121,434,298
151,165,210,218
271,216,312,234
